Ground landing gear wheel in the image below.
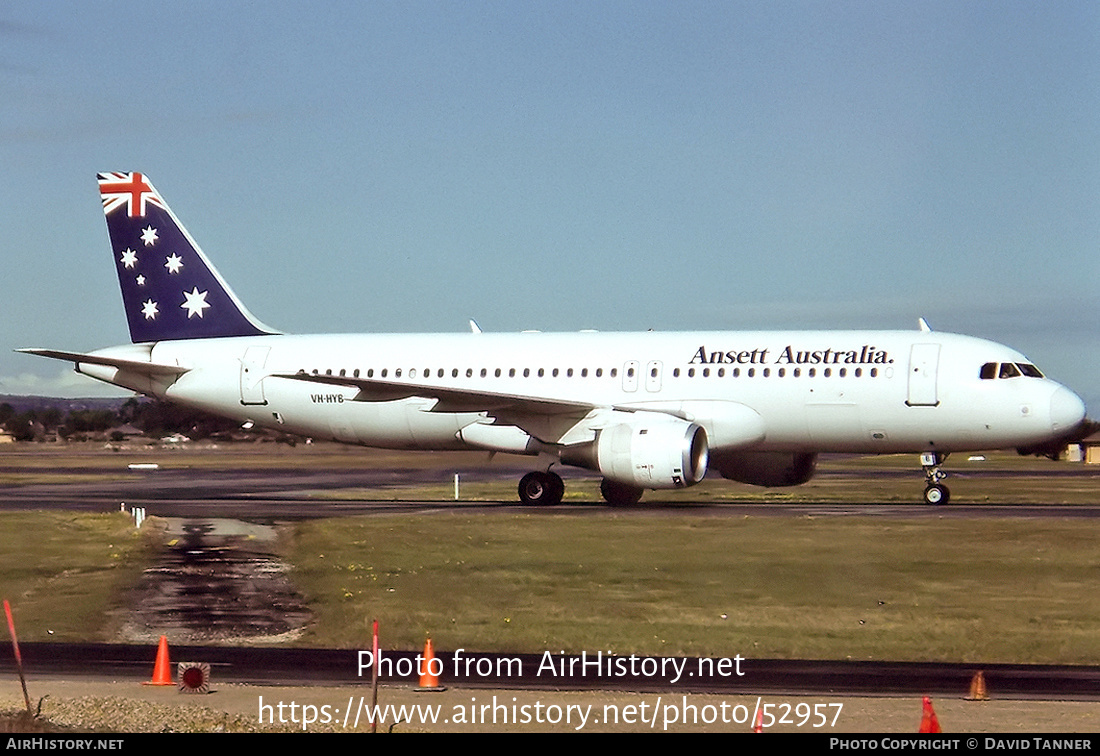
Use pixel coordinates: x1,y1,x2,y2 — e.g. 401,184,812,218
547,471,565,505
600,479,644,506
919,452,950,506
923,484,950,506
518,471,564,506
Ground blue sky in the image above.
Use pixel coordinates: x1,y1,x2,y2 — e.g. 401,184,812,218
2,2,1097,409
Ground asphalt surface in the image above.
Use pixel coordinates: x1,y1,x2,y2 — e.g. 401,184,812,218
2,455,1098,519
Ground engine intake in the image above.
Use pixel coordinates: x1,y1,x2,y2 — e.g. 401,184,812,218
564,415,708,489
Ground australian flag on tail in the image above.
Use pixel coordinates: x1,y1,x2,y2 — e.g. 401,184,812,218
97,172,277,343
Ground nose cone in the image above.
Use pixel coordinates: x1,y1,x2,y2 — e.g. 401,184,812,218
1050,386,1086,433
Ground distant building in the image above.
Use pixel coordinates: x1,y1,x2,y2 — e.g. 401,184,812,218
1069,432,1100,464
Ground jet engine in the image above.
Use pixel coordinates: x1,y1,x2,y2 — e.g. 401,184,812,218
563,414,709,489
711,450,817,487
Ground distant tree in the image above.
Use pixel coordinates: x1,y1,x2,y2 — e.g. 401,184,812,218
64,409,118,434
40,406,63,430
118,398,144,425
132,400,239,438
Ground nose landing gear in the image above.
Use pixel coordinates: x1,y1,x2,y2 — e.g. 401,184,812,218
921,452,950,505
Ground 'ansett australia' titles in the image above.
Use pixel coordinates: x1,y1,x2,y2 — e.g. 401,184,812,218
690,345,893,366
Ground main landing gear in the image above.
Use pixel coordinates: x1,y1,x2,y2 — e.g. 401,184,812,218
518,470,564,506
516,472,647,507
920,452,950,505
600,479,644,506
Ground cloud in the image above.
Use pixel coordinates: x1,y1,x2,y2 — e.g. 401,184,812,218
0,367,132,399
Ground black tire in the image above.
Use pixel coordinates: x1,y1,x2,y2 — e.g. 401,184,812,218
547,471,565,505
600,479,644,506
518,471,564,506
923,484,950,505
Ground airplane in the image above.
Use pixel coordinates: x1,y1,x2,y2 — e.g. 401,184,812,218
20,172,1088,506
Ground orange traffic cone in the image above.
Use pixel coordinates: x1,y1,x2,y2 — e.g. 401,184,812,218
918,696,942,733
752,707,764,732
143,635,174,686
966,671,989,701
416,637,445,691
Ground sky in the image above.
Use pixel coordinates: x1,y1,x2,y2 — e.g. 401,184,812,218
2,1,1097,409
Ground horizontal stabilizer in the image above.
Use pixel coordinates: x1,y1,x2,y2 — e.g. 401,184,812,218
16,348,190,377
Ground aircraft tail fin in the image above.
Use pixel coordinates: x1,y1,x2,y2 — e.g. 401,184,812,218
97,172,278,343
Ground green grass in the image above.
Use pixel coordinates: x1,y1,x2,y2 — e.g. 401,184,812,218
0,511,154,641
285,513,1100,664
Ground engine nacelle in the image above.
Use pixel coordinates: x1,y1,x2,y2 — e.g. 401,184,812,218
564,415,708,489
711,451,817,487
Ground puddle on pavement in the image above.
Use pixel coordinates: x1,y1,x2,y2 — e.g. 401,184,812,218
120,518,311,643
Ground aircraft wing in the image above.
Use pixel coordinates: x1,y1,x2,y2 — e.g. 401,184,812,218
16,348,191,377
272,371,595,415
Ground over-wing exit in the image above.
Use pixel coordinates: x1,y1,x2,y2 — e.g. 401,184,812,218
20,173,1087,506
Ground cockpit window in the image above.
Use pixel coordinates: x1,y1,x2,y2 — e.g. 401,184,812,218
982,362,1045,380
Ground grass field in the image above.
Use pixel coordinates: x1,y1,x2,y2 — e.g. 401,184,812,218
0,511,153,640
284,512,1100,664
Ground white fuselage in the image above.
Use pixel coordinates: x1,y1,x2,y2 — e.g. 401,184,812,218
79,328,1082,458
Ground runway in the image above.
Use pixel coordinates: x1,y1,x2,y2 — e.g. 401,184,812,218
1,447,1097,519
